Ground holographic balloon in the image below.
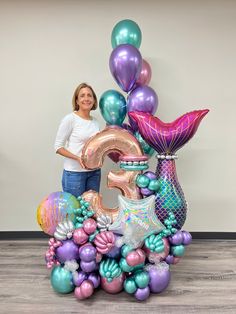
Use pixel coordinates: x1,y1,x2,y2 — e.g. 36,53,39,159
37,191,79,236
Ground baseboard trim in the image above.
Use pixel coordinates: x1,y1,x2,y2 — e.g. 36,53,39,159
0,231,235,240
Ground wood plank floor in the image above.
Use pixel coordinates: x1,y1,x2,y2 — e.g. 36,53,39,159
0,239,235,314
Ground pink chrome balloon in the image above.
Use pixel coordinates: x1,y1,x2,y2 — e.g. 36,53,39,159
135,59,152,87
101,273,125,294
74,280,94,300
126,248,146,266
73,228,88,245
83,218,97,235
94,231,116,254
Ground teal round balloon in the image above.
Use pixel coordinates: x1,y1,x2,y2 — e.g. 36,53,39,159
111,19,142,49
148,179,160,192
136,174,150,188
134,131,155,157
171,244,185,257
51,266,74,294
134,270,150,288
99,90,127,125
124,278,137,294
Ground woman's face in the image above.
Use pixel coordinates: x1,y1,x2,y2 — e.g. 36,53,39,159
77,87,95,111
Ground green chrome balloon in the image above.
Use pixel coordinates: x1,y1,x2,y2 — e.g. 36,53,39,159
111,19,142,49
99,90,126,126
171,244,185,257
134,270,150,288
134,131,155,157
148,179,160,192
119,258,134,272
50,266,74,294
136,174,150,188
121,245,133,258
124,277,137,294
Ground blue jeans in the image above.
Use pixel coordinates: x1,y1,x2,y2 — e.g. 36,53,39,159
62,169,101,198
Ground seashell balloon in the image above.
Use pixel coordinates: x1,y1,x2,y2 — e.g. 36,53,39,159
97,214,112,231
94,231,116,254
54,219,75,241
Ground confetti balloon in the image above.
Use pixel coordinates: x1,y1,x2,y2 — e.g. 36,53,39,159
37,192,79,235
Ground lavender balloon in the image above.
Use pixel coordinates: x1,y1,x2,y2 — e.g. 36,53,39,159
169,231,184,245
140,187,154,196
144,171,157,180
134,286,150,301
109,44,142,92
182,231,192,245
79,244,97,262
148,264,170,293
73,271,88,287
80,260,97,273
127,85,158,114
88,273,101,289
56,240,80,263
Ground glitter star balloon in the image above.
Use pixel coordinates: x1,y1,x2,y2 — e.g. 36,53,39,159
109,195,164,249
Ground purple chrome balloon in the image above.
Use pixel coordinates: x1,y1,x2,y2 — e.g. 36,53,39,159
182,231,192,245
56,240,80,263
148,265,170,293
140,187,154,196
127,86,158,114
88,273,101,289
80,260,97,273
134,286,150,301
144,171,157,180
73,271,88,287
109,44,142,92
168,231,184,245
106,245,121,259
79,244,97,262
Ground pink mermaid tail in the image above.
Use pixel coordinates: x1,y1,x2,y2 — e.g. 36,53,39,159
128,110,209,229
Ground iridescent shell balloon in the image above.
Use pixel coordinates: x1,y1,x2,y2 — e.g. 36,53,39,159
37,191,79,236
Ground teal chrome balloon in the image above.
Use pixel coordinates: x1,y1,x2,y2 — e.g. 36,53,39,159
136,174,150,188
111,19,142,49
51,266,74,294
99,90,127,126
171,244,185,257
124,277,137,294
134,270,150,288
134,131,155,157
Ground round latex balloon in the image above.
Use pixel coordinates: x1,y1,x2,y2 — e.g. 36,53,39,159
51,266,75,294
109,44,142,92
111,19,142,49
135,59,152,87
99,90,127,125
127,85,158,114
37,191,79,236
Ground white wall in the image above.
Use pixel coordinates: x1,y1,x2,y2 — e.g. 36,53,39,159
0,0,235,232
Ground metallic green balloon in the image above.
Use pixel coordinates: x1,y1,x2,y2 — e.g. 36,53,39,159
119,257,134,272
51,266,74,294
134,270,150,288
136,174,150,188
124,277,137,294
171,244,185,257
111,19,142,49
121,244,133,258
134,131,155,157
99,90,127,126
148,179,160,191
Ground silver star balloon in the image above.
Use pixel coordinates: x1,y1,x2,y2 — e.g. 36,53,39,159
109,195,164,249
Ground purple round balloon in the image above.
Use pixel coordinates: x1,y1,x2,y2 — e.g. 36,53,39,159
106,245,121,259
182,231,192,245
140,187,154,196
109,44,142,92
80,260,97,273
88,273,101,289
144,171,157,180
134,286,150,301
169,231,184,245
127,85,158,114
73,271,88,287
148,266,170,293
79,244,97,262
56,240,80,263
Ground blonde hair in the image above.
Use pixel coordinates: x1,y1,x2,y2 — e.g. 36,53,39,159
72,83,97,111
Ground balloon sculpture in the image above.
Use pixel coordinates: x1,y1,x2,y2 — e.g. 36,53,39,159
37,19,209,301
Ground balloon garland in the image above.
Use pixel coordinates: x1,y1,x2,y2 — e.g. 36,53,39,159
37,19,209,301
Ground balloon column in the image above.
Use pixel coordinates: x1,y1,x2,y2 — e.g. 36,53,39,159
37,19,209,302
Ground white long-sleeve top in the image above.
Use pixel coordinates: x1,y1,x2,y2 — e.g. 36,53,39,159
54,112,100,172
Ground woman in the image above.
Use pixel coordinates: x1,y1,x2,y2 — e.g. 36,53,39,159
54,83,101,197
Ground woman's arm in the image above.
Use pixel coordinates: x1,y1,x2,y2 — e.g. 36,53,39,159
56,147,83,167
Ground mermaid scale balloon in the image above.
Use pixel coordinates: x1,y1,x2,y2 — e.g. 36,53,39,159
155,159,187,229
129,109,209,229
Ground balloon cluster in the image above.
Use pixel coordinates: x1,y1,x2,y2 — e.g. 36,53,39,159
45,195,192,301
136,171,160,197
99,19,158,159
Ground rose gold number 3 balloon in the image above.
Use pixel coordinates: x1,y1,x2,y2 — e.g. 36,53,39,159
81,126,144,221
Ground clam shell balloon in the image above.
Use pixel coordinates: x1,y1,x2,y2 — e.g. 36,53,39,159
94,231,116,254
37,191,79,236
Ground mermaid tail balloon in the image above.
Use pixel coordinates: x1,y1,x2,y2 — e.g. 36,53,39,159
129,110,209,229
